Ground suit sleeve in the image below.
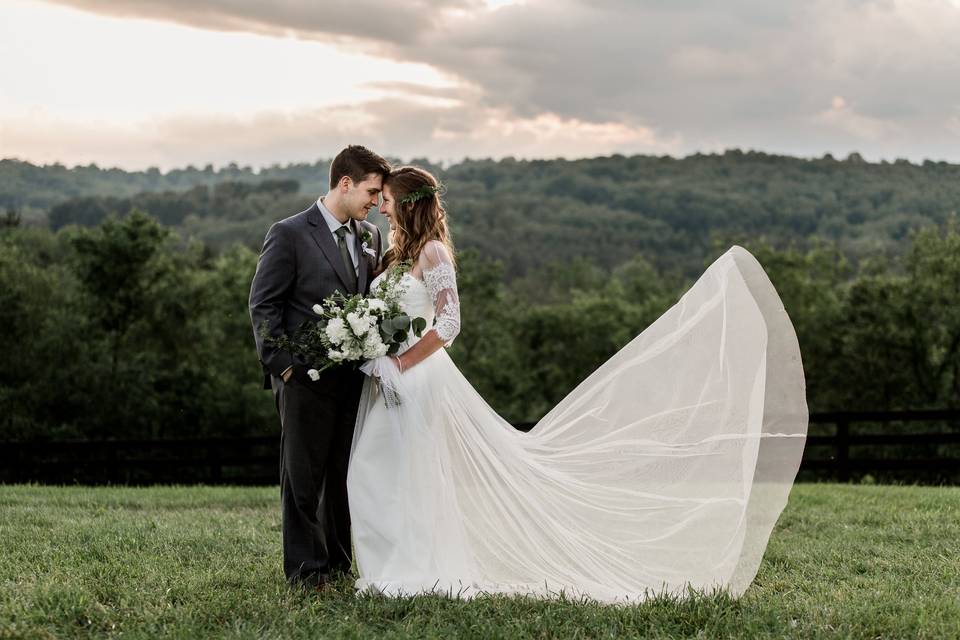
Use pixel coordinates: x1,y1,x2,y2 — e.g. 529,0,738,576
249,222,296,377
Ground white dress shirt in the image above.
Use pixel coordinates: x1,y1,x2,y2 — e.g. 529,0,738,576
317,197,358,273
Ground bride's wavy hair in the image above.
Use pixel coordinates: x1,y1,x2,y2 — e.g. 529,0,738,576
383,165,456,269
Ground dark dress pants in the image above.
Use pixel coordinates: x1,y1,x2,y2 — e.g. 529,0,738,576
272,369,363,583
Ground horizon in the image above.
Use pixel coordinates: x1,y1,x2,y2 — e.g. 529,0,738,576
4,0,960,170
4,146,957,176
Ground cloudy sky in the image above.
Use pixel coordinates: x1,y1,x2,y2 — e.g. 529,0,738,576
3,0,960,170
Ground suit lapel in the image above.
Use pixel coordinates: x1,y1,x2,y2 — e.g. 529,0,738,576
306,203,358,295
353,220,370,294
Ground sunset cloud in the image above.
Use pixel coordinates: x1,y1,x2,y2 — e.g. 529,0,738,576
815,97,904,141
0,100,678,169
4,0,960,168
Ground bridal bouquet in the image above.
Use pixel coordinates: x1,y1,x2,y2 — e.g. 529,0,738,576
260,261,426,379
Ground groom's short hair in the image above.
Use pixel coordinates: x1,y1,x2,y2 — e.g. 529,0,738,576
329,145,391,189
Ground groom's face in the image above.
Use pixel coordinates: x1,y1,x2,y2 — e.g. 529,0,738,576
344,173,384,221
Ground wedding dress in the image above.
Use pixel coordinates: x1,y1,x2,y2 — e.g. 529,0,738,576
347,242,807,603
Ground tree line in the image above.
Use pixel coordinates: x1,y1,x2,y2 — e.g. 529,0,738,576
2,210,958,445
6,150,960,280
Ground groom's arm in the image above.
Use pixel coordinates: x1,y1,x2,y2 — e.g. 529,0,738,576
249,221,296,380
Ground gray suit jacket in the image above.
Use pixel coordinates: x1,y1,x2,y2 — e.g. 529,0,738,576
249,202,383,388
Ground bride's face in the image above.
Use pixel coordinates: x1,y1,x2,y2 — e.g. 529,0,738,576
380,184,398,230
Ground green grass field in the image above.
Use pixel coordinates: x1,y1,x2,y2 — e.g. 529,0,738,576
1,484,958,639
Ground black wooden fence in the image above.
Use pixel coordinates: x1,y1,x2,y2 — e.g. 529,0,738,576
2,410,959,485
800,409,960,483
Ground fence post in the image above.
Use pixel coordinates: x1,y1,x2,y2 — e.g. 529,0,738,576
107,444,119,485
12,444,23,483
836,419,850,482
208,445,221,483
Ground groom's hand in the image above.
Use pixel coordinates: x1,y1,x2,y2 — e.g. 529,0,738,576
284,364,318,385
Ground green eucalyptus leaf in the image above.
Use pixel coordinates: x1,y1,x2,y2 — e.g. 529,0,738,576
411,317,427,336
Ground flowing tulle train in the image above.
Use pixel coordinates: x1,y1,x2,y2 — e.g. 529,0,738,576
347,246,807,603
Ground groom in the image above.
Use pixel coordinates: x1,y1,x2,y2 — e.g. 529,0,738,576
249,144,389,588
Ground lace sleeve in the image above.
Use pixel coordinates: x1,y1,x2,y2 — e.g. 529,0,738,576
420,241,460,346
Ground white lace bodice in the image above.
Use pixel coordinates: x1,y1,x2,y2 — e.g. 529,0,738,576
370,240,460,346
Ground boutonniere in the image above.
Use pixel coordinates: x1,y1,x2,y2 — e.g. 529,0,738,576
360,230,377,258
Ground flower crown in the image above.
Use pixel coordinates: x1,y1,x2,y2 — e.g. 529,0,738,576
398,183,442,206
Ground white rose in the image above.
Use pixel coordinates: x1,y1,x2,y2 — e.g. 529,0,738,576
362,332,388,359
328,350,345,362
307,368,320,381
367,299,387,313
312,303,323,315
346,311,370,337
325,317,347,345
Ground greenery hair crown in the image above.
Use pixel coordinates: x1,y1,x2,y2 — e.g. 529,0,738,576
398,183,442,205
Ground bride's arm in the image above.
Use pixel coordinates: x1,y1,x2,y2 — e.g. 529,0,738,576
394,241,460,372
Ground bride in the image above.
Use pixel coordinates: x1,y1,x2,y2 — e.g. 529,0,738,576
347,165,808,603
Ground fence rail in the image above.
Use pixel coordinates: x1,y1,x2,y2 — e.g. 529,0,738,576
2,410,958,485
803,409,960,482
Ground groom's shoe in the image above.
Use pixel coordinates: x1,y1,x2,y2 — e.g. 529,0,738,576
291,570,331,591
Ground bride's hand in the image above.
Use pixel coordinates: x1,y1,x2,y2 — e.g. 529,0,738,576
359,355,402,380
